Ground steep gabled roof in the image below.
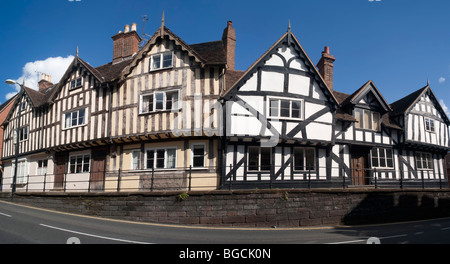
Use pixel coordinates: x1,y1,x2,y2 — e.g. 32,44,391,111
121,25,227,81
390,85,428,116
339,80,391,112
221,29,339,107
47,56,123,103
390,84,450,125
23,86,49,108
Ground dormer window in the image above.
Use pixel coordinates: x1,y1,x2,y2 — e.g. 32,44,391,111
70,77,83,90
354,109,380,131
150,52,173,71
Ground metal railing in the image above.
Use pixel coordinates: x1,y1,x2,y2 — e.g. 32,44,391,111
0,165,447,194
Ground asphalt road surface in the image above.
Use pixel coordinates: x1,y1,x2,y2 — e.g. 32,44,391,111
1,200,450,245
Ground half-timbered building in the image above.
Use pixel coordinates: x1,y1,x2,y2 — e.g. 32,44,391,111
221,27,450,189
1,18,449,192
1,19,233,192
221,28,340,188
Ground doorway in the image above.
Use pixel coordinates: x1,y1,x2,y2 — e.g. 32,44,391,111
90,147,108,191
351,153,369,185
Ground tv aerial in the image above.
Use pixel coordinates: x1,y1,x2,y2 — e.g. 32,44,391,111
140,15,152,48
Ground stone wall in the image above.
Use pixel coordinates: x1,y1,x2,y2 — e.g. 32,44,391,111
1,188,450,227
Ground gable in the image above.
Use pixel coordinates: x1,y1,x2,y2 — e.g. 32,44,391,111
224,31,338,107
127,37,198,78
122,26,224,81
48,57,104,102
393,86,450,125
224,31,338,144
350,81,391,112
410,91,448,123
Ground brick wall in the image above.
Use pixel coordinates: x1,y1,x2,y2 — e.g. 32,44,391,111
2,189,450,227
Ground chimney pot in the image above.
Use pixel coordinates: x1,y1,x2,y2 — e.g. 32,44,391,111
112,24,142,64
38,73,53,92
324,46,330,54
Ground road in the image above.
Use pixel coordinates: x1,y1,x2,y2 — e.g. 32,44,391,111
0,200,450,245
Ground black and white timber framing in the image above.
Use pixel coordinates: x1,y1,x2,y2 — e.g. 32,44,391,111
221,29,450,189
1,20,449,192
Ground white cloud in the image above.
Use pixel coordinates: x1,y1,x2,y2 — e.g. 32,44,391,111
440,99,450,117
5,55,74,100
439,77,446,84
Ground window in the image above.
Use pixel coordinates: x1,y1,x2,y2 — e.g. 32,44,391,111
69,154,90,174
150,52,173,71
140,90,179,114
192,144,206,168
294,148,315,171
64,108,86,129
371,148,393,168
166,91,179,110
268,97,302,119
141,94,154,113
131,150,141,170
70,77,83,90
424,117,435,133
146,148,177,169
20,101,26,111
13,159,28,184
248,147,272,171
37,159,48,175
354,109,380,131
19,126,29,142
416,152,433,170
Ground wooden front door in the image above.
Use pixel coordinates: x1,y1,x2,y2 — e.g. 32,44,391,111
90,148,107,191
351,154,368,185
54,152,67,189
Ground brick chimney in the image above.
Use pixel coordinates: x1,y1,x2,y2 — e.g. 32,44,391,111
222,21,236,70
112,23,142,64
38,73,53,92
317,46,336,90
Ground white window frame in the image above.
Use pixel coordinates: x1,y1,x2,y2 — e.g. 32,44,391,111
12,158,28,184
139,90,180,114
63,108,87,129
70,77,83,90
145,147,177,170
354,108,380,131
416,152,434,170
37,159,48,176
191,143,206,168
19,126,29,142
424,117,435,133
293,147,316,171
68,154,91,174
370,148,394,169
267,96,303,120
248,147,272,172
131,150,141,171
149,52,173,71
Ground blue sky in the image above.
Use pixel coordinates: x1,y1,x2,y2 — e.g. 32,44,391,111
0,0,449,115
